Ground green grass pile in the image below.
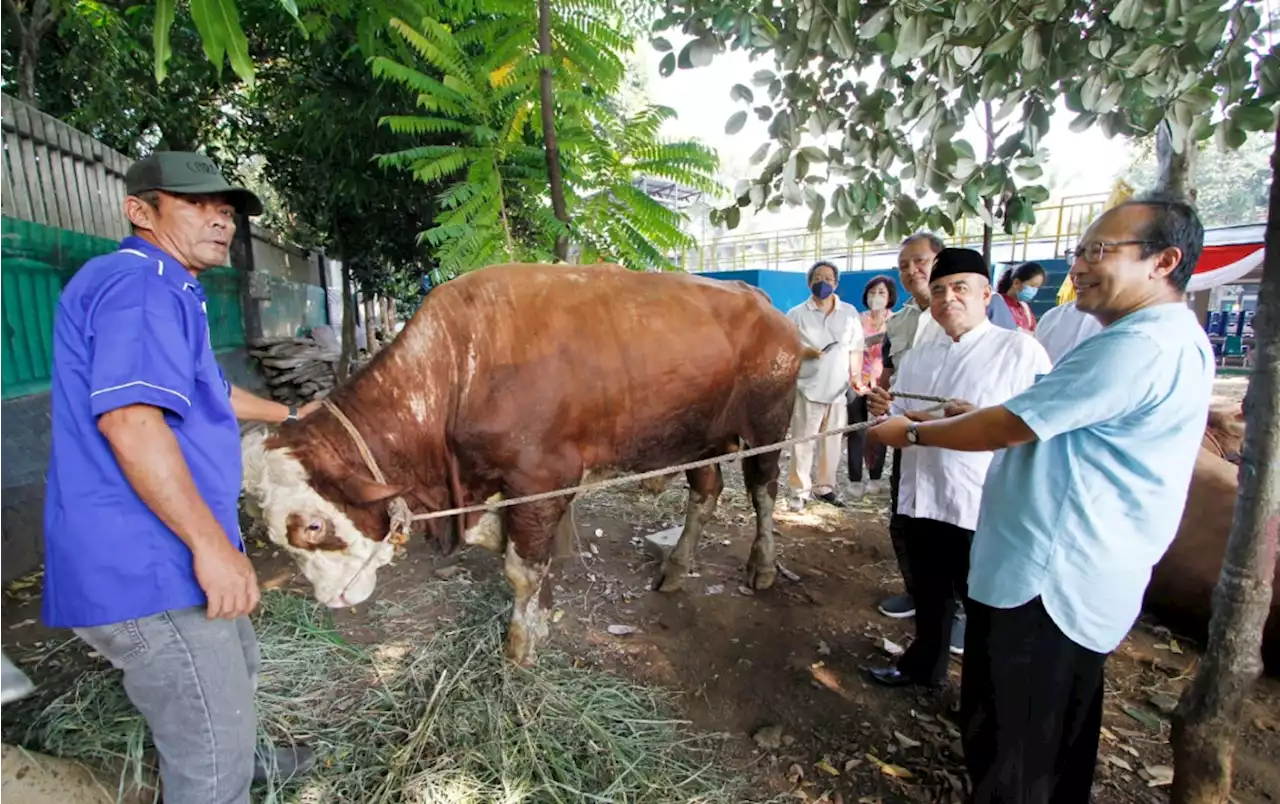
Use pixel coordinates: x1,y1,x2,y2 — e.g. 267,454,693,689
9,582,745,803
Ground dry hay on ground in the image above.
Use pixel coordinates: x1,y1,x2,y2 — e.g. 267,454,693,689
3,583,768,804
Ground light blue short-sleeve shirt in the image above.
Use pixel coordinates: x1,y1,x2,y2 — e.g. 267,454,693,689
968,302,1215,654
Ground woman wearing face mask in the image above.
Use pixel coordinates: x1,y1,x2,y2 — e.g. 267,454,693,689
996,262,1047,333
785,261,865,510
845,276,896,496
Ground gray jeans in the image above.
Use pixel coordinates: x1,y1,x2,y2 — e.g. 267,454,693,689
74,606,259,804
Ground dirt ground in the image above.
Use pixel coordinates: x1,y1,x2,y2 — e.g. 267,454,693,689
2,377,1274,803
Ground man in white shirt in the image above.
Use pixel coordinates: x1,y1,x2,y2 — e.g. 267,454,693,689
863,248,1051,689
1036,294,1104,364
876,232,943,623
786,261,865,510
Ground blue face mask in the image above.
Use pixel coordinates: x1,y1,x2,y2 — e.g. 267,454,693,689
812,281,835,300
1016,285,1038,302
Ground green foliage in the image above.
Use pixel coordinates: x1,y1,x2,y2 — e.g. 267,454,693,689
657,0,1280,241
375,2,722,273
230,7,442,296
1,2,231,157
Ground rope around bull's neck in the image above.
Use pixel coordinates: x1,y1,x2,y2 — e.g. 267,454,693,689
319,392,956,525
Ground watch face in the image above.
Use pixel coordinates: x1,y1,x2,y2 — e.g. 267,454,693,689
906,426,918,443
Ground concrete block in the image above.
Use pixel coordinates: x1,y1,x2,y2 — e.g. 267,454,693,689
643,526,683,562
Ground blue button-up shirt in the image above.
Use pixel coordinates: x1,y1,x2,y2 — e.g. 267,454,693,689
968,302,1214,654
43,236,244,628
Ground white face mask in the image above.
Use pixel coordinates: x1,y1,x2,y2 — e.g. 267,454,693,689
867,295,888,311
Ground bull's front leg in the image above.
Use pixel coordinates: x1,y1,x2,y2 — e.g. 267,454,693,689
502,496,565,667
657,466,724,593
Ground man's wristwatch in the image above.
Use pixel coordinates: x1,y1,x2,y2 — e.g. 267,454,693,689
285,405,299,423
905,422,920,445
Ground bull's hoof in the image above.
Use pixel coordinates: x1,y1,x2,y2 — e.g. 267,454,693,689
655,560,688,593
746,559,777,591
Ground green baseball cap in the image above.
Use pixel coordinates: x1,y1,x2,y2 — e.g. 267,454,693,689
125,151,263,216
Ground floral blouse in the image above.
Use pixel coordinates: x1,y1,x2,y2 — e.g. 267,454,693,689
859,309,889,386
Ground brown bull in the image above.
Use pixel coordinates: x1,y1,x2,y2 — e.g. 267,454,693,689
241,263,802,664
1144,404,1280,673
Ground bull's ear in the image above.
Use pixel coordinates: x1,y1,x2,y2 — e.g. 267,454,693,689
340,474,409,506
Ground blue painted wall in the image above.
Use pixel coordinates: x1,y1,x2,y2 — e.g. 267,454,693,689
699,269,906,314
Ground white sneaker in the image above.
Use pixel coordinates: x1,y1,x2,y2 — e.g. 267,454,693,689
1,651,35,705
865,479,886,496
846,481,866,498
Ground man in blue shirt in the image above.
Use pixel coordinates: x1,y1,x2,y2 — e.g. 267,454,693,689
45,151,318,802
869,196,1213,803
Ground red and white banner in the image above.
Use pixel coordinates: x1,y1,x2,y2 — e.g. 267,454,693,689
1187,243,1265,292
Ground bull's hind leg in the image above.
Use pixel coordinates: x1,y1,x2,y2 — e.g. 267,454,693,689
657,465,724,593
503,496,566,667
743,451,781,590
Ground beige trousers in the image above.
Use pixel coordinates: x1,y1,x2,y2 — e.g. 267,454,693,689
787,394,848,499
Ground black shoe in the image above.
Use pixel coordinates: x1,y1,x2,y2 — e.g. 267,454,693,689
861,665,917,688
253,745,316,784
815,491,842,506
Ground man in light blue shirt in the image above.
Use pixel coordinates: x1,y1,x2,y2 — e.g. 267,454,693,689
869,196,1213,804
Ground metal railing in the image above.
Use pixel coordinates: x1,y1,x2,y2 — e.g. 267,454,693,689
683,193,1111,272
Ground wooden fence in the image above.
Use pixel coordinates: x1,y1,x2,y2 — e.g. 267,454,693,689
1,94,130,241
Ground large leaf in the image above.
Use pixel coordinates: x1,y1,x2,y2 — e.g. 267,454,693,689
188,0,255,84
153,0,175,83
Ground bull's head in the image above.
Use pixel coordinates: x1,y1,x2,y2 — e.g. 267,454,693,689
241,430,405,608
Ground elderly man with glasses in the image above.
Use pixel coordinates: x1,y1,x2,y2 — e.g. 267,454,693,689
870,195,1214,804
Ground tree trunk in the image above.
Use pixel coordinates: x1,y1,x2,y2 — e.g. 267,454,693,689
537,0,571,261
1170,122,1280,804
337,261,357,382
980,101,995,264
363,293,378,355
1154,119,1199,204
7,0,56,107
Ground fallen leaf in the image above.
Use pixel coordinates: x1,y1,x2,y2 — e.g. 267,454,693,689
893,731,922,749
1169,639,1183,655
866,753,913,779
1103,754,1133,772
737,585,755,596
857,798,881,804
705,584,725,595
1148,693,1179,715
607,624,637,636
1144,764,1174,787
7,619,36,629
1099,727,1118,742
589,543,599,555
786,761,805,784
551,609,565,623
844,758,863,773
815,758,840,776
1119,744,1140,758
1123,706,1163,731
881,638,904,657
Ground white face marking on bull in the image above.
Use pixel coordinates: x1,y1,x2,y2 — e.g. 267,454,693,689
241,431,394,607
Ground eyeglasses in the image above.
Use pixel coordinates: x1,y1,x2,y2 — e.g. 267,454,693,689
1062,240,1162,267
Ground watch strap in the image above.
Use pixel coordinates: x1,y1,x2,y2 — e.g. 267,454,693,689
286,405,299,422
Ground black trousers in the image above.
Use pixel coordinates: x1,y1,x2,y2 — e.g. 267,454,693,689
846,395,887,482
886,449,915,597
962,597,1107,804
895,517,972,685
